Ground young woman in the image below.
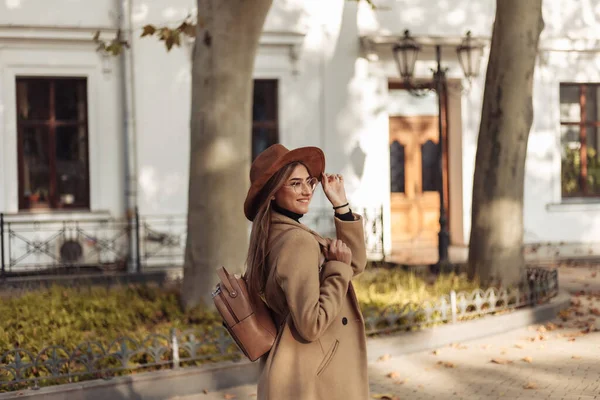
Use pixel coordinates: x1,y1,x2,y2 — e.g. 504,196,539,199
243,144,369,400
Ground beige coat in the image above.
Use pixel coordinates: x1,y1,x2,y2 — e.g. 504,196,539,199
257,211,368,400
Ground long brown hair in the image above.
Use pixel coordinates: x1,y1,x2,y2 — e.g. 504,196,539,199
245,162,302,301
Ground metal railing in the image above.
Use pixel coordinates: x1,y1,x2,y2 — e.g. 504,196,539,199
0,327,239,391
0,207,384,277
0,266,558,391
0,215,132,275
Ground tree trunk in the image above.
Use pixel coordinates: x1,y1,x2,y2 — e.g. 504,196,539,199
467,0,544,288
182,0,273,310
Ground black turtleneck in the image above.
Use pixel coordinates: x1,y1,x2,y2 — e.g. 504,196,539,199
271,202,355,222
272,202,303,222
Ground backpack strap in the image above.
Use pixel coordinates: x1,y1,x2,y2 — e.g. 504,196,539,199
216,266,237,297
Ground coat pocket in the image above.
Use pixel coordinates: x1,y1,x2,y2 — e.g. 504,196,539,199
316,339,339,376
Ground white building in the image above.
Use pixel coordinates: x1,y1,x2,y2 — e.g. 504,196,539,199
1,0,599,273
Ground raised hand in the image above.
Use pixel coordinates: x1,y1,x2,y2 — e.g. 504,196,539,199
321,173,348,209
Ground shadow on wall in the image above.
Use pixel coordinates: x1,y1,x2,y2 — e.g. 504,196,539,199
542,0,600,38
369,0,496,37
324,1,360,174
263,0,309,32
351,143,367,178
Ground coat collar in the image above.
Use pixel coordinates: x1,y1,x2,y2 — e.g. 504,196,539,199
271,210,329,247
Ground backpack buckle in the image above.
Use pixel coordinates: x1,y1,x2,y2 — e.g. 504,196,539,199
211,285,222,298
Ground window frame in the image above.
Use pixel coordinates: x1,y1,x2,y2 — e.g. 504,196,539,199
251,79,279,161
16,76,91,211
560,82,600,198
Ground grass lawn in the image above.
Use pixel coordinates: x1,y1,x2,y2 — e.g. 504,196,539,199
0,267,477,355
353,266,480,316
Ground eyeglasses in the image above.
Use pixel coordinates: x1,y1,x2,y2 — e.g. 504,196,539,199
284,177,319,194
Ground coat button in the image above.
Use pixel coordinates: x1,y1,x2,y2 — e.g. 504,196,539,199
342,317,348,325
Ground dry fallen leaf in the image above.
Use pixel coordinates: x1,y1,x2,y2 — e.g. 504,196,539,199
491,358,513,365
386,372,399,379
522,356,533,363
564,331,585,338
514,344,524,349
572,355,581,359
545,322,558,331
524,382,538,389
372,394,398,400
394,379,407,385
559,309,572,321
590,308,600,316
582,324,596,334
432,349,439,355
437,361,456,368
203,389,209,394
377,354,391,362
223,394,237,400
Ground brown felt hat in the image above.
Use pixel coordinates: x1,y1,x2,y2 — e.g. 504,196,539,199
244,144,325,221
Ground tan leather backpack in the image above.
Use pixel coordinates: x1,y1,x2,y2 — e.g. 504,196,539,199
212,230,330,362
212,266,278,362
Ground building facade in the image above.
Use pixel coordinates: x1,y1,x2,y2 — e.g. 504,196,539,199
1,0,599,272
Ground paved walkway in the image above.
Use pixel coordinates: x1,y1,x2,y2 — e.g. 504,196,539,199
170,262,600,400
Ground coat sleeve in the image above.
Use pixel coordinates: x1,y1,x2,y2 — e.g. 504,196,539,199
334,213,368,277
274,229,353,342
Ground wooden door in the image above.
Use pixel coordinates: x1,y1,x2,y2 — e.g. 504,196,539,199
389,116,441,250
